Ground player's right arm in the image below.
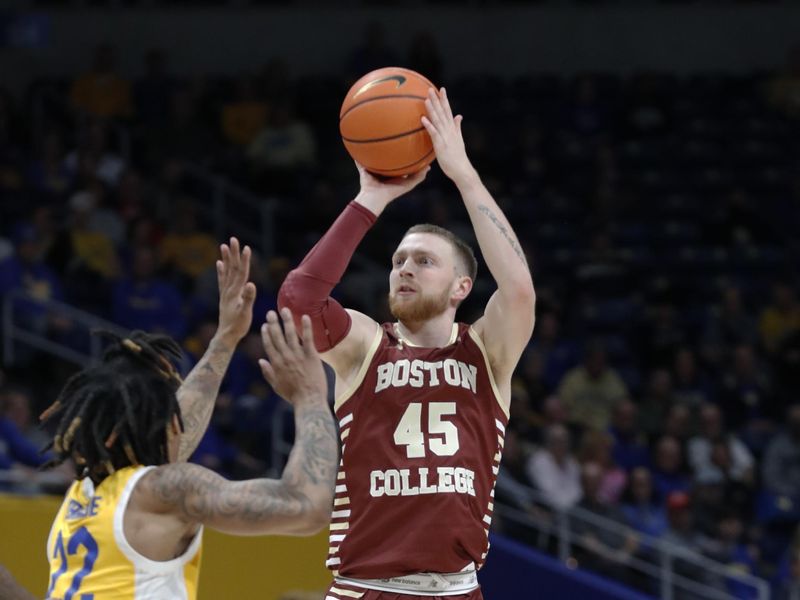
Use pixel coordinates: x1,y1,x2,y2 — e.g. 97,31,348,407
138,310,338,536
277,164,428,377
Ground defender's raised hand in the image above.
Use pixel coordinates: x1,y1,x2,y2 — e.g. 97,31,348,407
259,308,327,405
421,88,475,185
216,237,257,344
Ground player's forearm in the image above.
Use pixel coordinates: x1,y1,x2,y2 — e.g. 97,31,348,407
456,169,535,297
280,399,338,523
176,334,235,462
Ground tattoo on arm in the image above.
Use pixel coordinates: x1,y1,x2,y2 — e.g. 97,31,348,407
477,204,528,266
146,397,338,532
176,338,233,462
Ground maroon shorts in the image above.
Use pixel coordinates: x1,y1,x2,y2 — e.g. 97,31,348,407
325,582,483,600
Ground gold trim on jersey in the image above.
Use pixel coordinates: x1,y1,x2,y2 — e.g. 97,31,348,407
334,325,384,411
392,322,459,347
467,327,510,419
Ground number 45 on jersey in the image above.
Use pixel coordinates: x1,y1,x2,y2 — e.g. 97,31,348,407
393,402,459,458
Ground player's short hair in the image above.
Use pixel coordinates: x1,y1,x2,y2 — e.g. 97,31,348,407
40,331,184,483
405,224,478,282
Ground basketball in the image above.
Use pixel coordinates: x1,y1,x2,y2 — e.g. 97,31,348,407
340,67,437,177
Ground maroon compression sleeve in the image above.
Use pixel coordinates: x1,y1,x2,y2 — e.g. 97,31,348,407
278,201,378,351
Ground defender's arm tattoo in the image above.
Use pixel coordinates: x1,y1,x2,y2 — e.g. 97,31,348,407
176,337,234,462
146,400,337,533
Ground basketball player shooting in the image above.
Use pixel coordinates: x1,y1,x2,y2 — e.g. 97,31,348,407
39,239,338,600
279,88,536,599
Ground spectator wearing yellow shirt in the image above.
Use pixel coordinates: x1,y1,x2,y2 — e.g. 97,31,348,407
67,191,120,280
69,44,132,120
558,340,629,432
759,281,800,354
160,200,218,289
221,76,268,146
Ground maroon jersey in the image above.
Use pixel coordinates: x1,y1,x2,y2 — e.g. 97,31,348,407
326,322,509,579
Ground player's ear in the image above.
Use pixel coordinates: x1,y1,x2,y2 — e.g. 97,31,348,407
452,275,473,302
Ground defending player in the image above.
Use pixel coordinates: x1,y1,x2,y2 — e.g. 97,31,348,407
279,88,536,598
41,238,337,600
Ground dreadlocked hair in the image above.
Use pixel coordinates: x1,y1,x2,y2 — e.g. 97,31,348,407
40,330,185,483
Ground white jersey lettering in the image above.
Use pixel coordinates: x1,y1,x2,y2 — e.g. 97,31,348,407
368,467,477,497
373,359,478,393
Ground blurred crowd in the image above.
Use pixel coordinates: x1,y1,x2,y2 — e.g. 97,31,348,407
1,22,800,599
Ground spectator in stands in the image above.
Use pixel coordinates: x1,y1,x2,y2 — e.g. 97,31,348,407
150,84,217,165
622,467,668,539
761,405,800,517
773,526,800,599
0,386,48,450
559,339,628,431
246,101,317,192
64,119,126,188
579,430,628,504
221,75,268,147
638,301,688,369
25,130,73,200
116,168,151,225
701,285,758,368
638,368,676,439
609,399,650,471
69,43,132,120
0,386,50,483
759,281,800,355
663,403,693,446
43,191,118,312
719,343,776,438
407,31,443,86
528,311,578,390
672,347,715,409
0,222,67,336
133,48,176,130
159,199,218,290
703,512,760,598
651,435,691,499
518,348,551,410
687,403,754,487
662,492,713,599
111,245,186,340
526,424,582,511
573,462,639,582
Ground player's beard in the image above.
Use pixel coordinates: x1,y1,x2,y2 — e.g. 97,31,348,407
388,286,452,323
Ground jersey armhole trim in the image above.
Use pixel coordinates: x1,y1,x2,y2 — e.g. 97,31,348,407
113,466,204,575
334,325,384,412
467,327,510,419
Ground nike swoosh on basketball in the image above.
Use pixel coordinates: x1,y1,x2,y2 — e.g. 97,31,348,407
354,75,407,98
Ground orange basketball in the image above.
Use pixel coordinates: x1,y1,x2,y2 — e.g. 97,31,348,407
340,67,436,177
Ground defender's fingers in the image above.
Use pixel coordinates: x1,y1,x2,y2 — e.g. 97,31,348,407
280,307,301,351
300,314,319,357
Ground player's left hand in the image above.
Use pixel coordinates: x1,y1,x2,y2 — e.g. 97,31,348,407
216,237,257,344
421,87,475,185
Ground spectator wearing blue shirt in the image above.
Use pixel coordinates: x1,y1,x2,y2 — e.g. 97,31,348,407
610,398,651,471
0,223,70,360
112,245,186,339
622,467,668,539
652,435,691,500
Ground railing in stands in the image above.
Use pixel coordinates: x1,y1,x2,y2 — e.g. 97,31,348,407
30,85,278,259
1,290,189,372
494,482,773,600
180,162,278,259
